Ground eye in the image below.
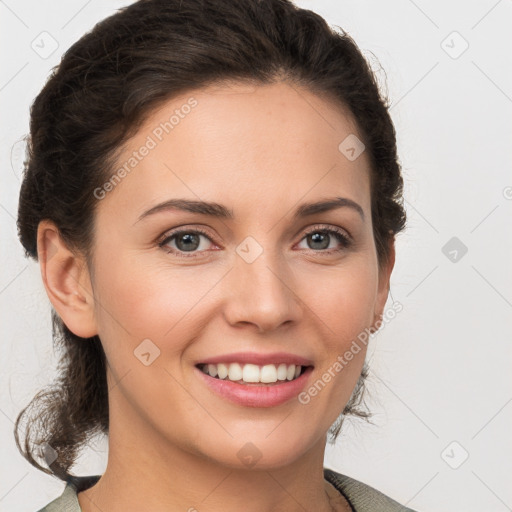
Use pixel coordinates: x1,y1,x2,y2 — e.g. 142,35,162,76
158,224,352,259
159,227,216,258
296,225,352,254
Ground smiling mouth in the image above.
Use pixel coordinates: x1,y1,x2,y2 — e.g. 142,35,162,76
195,362,312,385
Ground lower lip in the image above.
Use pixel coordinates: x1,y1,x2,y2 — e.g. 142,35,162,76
195,366,314,408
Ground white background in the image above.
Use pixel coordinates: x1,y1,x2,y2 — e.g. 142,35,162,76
1,1,511,511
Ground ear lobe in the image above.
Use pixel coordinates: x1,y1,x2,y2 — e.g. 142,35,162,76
37,219,98,338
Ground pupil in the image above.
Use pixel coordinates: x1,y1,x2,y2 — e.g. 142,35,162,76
177,233,199,251
309,232,328,250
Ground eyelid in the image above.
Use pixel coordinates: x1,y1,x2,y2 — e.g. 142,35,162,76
300,223,352,242
157,222,351,242
156,224,213,246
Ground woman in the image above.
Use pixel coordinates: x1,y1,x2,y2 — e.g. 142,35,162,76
15,0,413,510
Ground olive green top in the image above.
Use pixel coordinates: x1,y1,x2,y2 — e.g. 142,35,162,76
36,468,418,511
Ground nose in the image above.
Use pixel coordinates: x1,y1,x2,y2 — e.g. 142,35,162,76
222,243,302,333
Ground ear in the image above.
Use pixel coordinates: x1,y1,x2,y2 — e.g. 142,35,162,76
37,219,98,338
371,237,396,333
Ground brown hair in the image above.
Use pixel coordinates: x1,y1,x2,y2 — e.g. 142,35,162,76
15,0,406,482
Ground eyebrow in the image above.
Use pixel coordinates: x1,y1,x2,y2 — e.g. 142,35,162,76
135,196,365,223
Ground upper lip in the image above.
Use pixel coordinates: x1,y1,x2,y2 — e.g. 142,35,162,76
196,352,314,367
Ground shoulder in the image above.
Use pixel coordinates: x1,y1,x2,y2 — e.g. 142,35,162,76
324,467,419,512
35,475,101,512
35,471,417,512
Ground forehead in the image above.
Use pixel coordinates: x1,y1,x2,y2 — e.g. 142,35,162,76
98,81,371,221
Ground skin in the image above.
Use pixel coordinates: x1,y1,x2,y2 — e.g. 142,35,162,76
38,80,395,512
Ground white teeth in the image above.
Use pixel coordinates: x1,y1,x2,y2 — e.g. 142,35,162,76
217,363,228,379
228,363,243,381
261,364,278,383
242,364,260,383
200,362,304,383
276,363,288,381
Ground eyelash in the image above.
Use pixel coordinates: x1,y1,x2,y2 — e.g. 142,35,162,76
158,224,352,259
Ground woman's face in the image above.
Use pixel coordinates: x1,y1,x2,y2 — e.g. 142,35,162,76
83,81,393,468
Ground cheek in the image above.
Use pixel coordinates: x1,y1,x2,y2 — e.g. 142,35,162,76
91,249,222,352
301,257,378,344
297,256,377,401
292,261,377,428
